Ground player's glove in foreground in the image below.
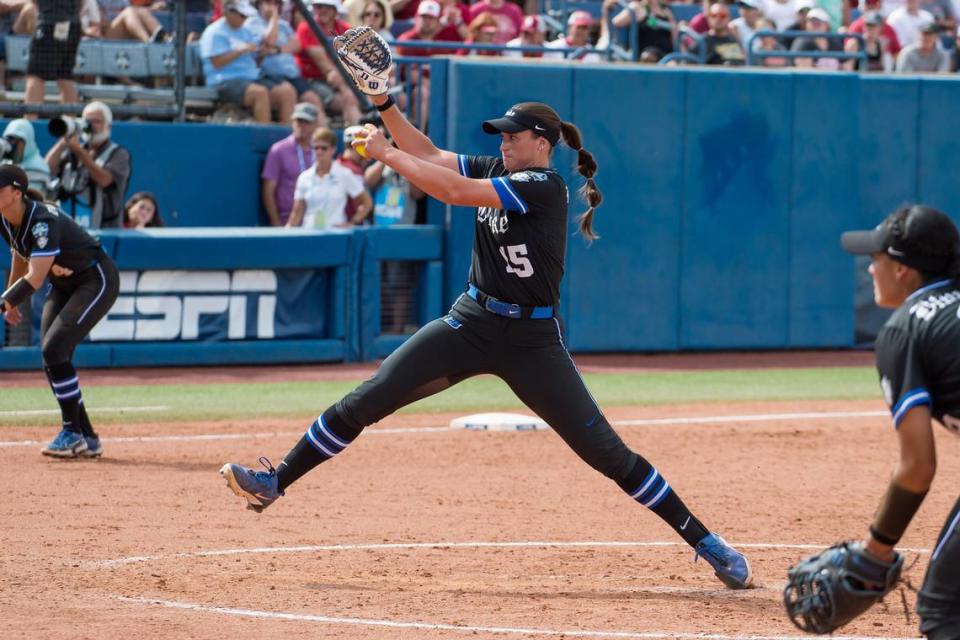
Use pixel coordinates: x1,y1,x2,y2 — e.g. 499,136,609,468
694,533,754,589
220,457,284,513
333,26,393,96
783,541,903,634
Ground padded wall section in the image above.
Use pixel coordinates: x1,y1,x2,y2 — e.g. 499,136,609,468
789,73,859,346
566,66,685,350
680,70,794,349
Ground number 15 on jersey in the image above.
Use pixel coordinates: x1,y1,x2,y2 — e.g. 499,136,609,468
499,244,534,278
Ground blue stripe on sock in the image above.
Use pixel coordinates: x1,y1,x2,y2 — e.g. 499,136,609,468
646,483,672,508
305,418,352,458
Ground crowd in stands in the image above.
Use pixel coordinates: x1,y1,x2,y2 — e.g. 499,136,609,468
6,0,960,123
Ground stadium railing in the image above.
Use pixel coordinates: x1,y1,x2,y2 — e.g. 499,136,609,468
746,31,867,67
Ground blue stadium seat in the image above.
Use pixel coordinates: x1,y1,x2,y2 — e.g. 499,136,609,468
99,41,150,78
146,42,178,77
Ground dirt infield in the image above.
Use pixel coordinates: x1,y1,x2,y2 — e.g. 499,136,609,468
4,397,958,639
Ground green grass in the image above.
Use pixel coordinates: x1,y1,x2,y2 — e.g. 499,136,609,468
0,366,881,427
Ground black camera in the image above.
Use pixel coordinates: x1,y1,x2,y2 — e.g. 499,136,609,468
0,136,18,160
48,116,91,138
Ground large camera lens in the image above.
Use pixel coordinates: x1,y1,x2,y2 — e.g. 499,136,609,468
48,116,80,138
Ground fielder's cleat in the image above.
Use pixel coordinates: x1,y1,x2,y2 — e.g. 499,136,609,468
41,429,89,458
220,457,283,513
694,533,753,589
80,436,103,458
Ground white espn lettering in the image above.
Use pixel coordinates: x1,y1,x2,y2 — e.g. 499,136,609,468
90,270,277,342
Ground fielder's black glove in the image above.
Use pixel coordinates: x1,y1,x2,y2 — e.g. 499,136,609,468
783,541,903,634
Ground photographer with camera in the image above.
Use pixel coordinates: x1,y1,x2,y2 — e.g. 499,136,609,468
0,119,51,196
45,101,131,229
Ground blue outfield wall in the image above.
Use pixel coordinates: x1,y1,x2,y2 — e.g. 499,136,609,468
0,226,444,369
436,60,960,351
3,66,960,366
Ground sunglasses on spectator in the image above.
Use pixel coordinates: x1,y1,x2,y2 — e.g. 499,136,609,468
363,10,383,16
709,11,729,17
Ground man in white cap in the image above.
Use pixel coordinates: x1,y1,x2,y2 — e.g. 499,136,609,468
295,0,362,125
199,0,297,123
731,0,765,51
395,0,463,128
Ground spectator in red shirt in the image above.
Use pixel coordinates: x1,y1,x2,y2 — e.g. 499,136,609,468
296,0,362,124
396,0,462,129
848,7,902,54
392,0,421,21
396,0,463,56
467,0,523,43
438,0,471,40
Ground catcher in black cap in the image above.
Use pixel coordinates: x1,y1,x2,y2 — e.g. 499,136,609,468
0,165,120,459
784,204,960,638
219,25,753,591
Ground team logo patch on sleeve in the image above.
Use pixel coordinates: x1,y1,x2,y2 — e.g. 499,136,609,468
509,171,548,183
31,222,49,249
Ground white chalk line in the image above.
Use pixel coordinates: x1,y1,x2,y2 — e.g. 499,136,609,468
0,405,169,418
0,409,888,449
94,539,932,568
116,596,917,640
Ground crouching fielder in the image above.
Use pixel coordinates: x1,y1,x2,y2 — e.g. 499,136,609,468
785,205,960,638
220,25,752,589
0,166,119,458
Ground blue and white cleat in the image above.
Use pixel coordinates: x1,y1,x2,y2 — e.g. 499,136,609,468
695,533,753,589
220,457,284,513
81,436,103,458
41,429,89,458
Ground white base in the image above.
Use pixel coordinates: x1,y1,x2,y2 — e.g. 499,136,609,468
450,412,550,432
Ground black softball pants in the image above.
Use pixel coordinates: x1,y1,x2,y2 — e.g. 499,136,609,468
41,256,120,366
919,495,960,638
333,294,639,483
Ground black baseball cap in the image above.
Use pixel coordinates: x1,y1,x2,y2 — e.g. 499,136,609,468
482,104,561,147
841,205,960,273
0,164,28,192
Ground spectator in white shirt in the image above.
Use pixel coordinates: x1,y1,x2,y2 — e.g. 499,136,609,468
545,10,602,61
731,0,764,51
287,128,372,230
887,0,936,46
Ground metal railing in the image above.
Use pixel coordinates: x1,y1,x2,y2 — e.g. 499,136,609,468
746,30,867,67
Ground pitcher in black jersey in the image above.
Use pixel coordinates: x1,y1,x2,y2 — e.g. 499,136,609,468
839,205,960,638
220,99,752,589
0,165,120,458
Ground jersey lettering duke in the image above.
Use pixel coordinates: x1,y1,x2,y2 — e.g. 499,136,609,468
457,154,569,307
874,277,960,632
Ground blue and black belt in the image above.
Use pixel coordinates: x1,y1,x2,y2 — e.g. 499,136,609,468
466,284,554,320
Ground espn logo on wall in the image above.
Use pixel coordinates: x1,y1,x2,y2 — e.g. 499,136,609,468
90,270,277,342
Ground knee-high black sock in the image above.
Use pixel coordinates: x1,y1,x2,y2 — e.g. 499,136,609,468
276,406,363,492
617,456,710,548
45,362,84,435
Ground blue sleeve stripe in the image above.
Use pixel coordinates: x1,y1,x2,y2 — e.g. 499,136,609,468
30,250,61,257
457,154,469,178
491,177,528,214
892,389,932,427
